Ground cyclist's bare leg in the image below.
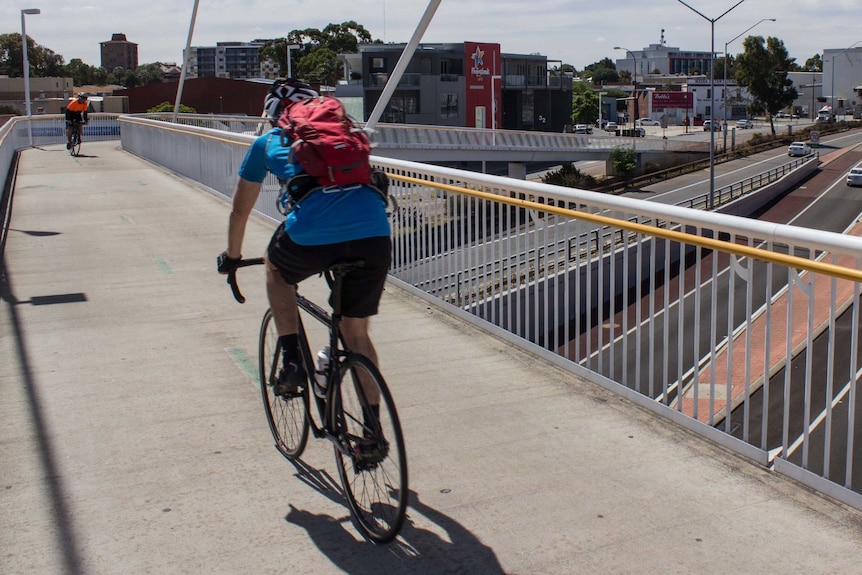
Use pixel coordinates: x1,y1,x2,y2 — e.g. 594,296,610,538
265,254,298,337
66,125,73,145
77,123,84,141
341,317,381,406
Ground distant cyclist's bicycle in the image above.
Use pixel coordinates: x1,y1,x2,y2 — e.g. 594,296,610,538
67,120,84,156
226,258,408,543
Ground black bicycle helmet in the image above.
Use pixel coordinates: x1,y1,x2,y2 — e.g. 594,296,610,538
263,78,318,121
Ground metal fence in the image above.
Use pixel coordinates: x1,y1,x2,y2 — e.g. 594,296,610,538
13,113,849,511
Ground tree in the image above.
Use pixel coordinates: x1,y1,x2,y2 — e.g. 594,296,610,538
259,21,374,80
147,101,196,114
582,57,619,84
571,81,598,124
803,54,822,72
735,35,798,135
610,147,638,183
297,47,341,85
0,33,65,77
134,63,164,86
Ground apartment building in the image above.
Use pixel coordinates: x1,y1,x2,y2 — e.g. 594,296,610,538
341,42,572,132
184,41,278,80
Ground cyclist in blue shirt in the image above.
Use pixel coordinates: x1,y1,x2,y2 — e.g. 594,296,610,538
218,79,391,395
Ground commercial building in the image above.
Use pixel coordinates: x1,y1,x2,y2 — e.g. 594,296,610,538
100,33,138,71
338,42,572,132
822,47,862,118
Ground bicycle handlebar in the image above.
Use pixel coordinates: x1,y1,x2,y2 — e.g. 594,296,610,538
226,257,264,303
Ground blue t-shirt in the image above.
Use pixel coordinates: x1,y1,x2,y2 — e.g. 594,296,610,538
238,128,390,246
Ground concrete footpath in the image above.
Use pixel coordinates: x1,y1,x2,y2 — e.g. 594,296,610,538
3,141,862,574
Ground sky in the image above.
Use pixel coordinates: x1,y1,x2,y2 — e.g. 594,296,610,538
6,0,862,72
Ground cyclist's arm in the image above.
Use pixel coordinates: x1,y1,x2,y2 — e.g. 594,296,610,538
226,177,262,259
83,109,89,123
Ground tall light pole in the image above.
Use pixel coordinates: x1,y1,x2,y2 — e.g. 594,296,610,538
723,18,775,150
829,40,862,120
286,43,299,78
677,0,746,211
598,91,607,128
614,46,639,127
21,8,40,147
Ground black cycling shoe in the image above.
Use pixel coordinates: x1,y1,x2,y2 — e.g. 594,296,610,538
273,360,306,396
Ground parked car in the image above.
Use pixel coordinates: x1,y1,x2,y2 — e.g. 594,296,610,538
631,127,646,137
604,122,618,132
735,119,754,129
787,141,811,157
596,118,609,129
703,120,721,131
847,165,862,187
572,124,593,134
636,118,660,127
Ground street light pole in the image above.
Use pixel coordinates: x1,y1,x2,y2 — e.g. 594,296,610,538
614,47,639,128
598,91,607,128
830,40,862,121
21,8,40,148
286,43,300,78
722,18,775,151
676,0,746,211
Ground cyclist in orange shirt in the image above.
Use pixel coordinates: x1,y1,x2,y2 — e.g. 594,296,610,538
65,93,89,149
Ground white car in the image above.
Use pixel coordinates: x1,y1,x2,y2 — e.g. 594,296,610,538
735,119,754,129
703,120,721,131
572,124,593,134
636,118,660,127
787,142,811,157
847,166,862,187
604,122,618,132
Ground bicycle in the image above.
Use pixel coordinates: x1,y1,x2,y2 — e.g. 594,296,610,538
67,120,84,157
226,257,408,543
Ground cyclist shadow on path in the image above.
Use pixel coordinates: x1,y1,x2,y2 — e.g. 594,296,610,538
286,460,506,575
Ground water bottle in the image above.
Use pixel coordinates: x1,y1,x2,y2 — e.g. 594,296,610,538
314,347,330,396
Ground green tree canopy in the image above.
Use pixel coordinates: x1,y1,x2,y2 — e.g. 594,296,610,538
259,21,374,80
147,101,196,114
735,35,798,135
297,47,341,86
582,57,619,84
0,33,65,77
571,81,598,124
803,54,822,72
610,147,638,181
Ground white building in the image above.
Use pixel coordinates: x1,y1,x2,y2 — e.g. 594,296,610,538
822,47,862,117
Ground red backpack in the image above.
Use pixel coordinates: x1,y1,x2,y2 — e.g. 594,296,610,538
278,96,372,186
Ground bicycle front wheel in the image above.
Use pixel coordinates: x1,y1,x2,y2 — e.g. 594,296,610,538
332,353,408,543
259,308,309,459
69,133,81,157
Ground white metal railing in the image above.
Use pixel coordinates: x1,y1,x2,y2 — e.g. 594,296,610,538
48,115,852,510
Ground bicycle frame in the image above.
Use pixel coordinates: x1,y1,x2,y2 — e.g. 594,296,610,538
227,259,363,457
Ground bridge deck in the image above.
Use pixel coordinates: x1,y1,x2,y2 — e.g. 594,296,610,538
3,142,861,574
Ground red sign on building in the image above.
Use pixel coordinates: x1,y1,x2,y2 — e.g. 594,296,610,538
464,41,502,129
652,91,693,110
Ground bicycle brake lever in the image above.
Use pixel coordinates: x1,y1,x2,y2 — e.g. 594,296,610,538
227,269,246,304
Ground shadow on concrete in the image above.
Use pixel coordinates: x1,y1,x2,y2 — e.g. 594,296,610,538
285,459,506,574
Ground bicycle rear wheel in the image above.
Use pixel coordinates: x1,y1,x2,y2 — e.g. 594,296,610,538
69,132,81,157
332,353,408,543
259,308,309,459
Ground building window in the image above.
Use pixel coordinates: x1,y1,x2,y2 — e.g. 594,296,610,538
371,57,386,72
441,93,458,118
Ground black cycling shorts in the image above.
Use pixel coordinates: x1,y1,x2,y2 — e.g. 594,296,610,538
267,226,391,318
